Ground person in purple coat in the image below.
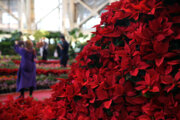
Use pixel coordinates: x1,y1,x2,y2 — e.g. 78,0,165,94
14,40,36,98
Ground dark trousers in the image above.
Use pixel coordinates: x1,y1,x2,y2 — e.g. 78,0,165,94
60,55,69,67
20,87,34,96
42,50,48,60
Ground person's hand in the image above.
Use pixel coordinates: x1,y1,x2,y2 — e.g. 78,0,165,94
58,43,63,50
58,43,62,47
15,41,18,45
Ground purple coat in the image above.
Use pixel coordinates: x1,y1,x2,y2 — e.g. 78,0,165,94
14,45,36,91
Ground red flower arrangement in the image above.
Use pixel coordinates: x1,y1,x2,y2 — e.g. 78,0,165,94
0,68,69,75
36,69,69,75
12,60,60,64
0,0,180,119
0,68,18,75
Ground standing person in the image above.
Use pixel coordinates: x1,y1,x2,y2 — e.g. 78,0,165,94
39,39,44,57
42,41,48,60
56,45,61,57
58,35,69,67
14,40,36,98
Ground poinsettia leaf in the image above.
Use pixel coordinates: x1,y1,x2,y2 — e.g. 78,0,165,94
165,65,172,75
142,88,149,95
164,52,177,58
133,51,140,56
156,34,165,41
113,84,124,96
161,75,173,84
145,73,151,85
154,41,169,55
175,34,180,39
143,53,156,60
138,115,151,120
167,28,174,35
135,85,147,91
130,68,139,76
104,99,112,109
126,96,147,105
167,84,175,93
150,85,159,92
136,81,146,85
148,8,156,15
138,61,149,69
96,86,108,100
167,60,180,65
155,57,164,67
175,70,180,81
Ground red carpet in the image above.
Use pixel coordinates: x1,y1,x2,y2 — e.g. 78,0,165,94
0,89,52,102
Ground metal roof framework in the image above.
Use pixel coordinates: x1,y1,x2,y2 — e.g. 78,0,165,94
0,0,118,34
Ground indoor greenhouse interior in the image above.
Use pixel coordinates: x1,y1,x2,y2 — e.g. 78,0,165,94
0,0,179,119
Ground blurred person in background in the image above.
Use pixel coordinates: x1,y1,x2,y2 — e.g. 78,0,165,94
39,37,48,60
39,39,44,57
56,45,61,57
58,35,69,67
42,41,48,60
14,40,36,98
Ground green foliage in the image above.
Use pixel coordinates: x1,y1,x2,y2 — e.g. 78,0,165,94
0,30,11,34
47,44,56,58
0,31,22,55
0,55,20,60
45,31,61,39
11,31,23,41
75,41,87,49
69,28,88,40
69,28,79,37
33,30,49,41
68,28,89,59
0,40,15,55
91,34,95,38
36,74,58,81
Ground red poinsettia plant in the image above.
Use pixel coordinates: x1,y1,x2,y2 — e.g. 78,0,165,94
0,68,69,75
12,60,60,64
0,0,180,119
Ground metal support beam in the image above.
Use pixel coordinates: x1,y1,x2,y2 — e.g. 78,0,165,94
25,0,35,33
18,0,24,31
58,0,61,31
33,3,61,31
78,14,92,27
62,0,67,33
0,1,19,21
96,1,109,12
77,1,109,27
77,0,95,14
35,6,59,25
69,0,76,29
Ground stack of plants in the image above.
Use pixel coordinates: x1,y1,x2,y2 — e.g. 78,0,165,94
0,0,180,119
